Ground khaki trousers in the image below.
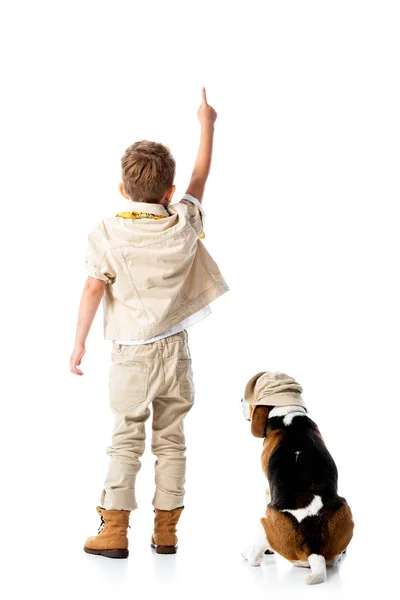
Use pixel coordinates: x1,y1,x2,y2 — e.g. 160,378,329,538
101,331,195,511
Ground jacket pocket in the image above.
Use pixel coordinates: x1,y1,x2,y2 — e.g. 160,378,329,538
109,361,150,411
177,359,195,399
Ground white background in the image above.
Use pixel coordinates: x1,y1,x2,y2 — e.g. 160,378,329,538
1,1,399,598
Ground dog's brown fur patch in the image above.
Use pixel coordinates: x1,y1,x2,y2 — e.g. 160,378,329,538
261,502,354,562
322,502,354,559
261,429,284,474
261,509,309,562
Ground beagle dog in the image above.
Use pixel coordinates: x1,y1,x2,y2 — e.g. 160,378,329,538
241,377,354,585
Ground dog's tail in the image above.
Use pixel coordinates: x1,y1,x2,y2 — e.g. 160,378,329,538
305,554,327,585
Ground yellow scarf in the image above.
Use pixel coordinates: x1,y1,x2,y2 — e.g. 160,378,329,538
116,211,205,238
116,211,165,220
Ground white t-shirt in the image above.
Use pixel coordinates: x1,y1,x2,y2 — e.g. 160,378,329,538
113,194,210,345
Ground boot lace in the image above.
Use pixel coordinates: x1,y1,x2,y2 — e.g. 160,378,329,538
97,516,105,534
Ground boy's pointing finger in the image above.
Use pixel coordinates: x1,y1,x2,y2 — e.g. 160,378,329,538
202,87,208,104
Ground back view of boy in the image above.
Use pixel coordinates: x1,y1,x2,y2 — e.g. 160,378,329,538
70,89,228,558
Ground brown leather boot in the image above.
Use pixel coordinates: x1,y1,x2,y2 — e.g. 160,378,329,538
151,507,184,554
84,506,130,558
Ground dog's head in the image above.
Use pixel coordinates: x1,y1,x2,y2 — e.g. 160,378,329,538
242,371,305,438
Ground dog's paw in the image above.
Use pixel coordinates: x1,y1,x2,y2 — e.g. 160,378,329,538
305,572,326,585
241,546,264,566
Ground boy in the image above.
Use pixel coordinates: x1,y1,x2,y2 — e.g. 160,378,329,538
70,88,228,558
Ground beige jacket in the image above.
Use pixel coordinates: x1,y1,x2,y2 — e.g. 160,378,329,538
85,197,229,340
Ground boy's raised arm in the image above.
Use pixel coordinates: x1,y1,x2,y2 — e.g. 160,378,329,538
185,87,217,203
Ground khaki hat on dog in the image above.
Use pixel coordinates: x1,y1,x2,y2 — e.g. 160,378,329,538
243,371,307,409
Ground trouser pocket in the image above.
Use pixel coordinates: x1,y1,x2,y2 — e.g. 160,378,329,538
177,359,195,399
110,361,150,411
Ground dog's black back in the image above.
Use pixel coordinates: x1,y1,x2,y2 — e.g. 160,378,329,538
267,415,338,507
266,414,349,556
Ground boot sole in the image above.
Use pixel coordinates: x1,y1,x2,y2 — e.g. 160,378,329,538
84,546,129,559
151,542,177,555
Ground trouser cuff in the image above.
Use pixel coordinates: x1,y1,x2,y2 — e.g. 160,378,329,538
152,488,185,511
101,488,137,511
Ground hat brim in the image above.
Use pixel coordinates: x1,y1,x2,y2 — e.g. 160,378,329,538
244,371,266,403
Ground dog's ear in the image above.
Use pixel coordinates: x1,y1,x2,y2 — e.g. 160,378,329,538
251,405,271,438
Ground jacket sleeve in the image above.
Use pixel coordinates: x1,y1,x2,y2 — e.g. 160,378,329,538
85,222,116,284
179,194,205,238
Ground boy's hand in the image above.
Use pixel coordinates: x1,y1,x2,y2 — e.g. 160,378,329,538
197,87,217,127
70,343,86,376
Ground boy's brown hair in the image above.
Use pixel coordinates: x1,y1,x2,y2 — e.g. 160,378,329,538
121,141,176,203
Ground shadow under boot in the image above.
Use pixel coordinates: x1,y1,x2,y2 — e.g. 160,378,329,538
151,507,184,554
